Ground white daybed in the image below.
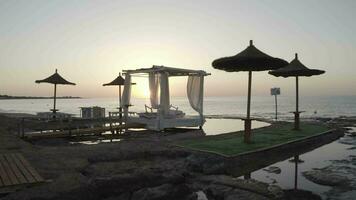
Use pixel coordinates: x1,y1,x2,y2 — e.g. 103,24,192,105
121,65,210,131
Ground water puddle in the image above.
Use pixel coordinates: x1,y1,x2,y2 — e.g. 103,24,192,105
70,138,121,145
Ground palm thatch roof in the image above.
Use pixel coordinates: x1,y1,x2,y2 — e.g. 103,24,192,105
103,75,125,86
269,54,325,77
35,69,75,85
212,40,288,72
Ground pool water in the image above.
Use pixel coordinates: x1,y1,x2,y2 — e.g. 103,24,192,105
71,118,270,145
202,118,270,135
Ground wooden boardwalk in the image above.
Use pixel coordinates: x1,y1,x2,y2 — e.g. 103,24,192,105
18,116,145,139
24,123,145,139
0,153,44,189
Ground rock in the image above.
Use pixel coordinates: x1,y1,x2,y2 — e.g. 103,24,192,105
350,155,356,165
103,192,131,200
205,184,234,200
224,189,270,200
325,188,356,200
31,138,72,146
283,189,322,200
193,175,284,199
330,159,350,165
331,156,356,167
49,172,89,193
267,185,284,199
186,154,226,174
263,166,281,174
338,136,356,146
131,184,196,200
194,174,284,199
196,191,208,200
195,174,237,186
302,169,350,186
83,160,151,176
87,147,189,163
89,171,185,198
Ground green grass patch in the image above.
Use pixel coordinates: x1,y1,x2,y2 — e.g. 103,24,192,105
176,122,329,156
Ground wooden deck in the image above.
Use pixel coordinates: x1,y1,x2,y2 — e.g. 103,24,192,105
24,123,145,139
0,153,44,189
18,115,146,139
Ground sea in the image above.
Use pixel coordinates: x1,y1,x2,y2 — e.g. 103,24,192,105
1,95,356,119
1,95,356,199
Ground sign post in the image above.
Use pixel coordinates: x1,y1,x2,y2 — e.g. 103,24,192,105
271,88,281,120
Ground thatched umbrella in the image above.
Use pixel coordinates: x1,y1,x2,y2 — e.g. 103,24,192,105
103,73,127,109
103,73,137,109
212,40,288,143
35,69,76,117
103,73,136,133
269,53,325,130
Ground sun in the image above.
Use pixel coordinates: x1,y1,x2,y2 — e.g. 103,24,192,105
142,87,150,98
132,79,150,98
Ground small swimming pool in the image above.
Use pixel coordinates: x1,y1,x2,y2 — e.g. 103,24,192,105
202,118,270,135
69,118,269,145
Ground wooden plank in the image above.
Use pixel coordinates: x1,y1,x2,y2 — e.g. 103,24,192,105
0,160,11,186
4,154,28,184
14,154,44,182
0,155,18,185
10,154,36,184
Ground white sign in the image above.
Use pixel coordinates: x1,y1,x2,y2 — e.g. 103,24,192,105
271,88,281,95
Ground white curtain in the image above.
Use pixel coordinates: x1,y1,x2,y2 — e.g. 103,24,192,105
187,75,204,115
121,73,131,108
149,72,160,109
160,72,170,115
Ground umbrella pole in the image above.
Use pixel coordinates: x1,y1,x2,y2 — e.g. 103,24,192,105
53,83,57,118
275,94,278,120
119,85,122,109
294,76,300,130
247,71,252,119
119,85,122,133
244,71,252,143
294,155,299,190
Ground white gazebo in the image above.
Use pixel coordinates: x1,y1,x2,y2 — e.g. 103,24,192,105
121,65,210,131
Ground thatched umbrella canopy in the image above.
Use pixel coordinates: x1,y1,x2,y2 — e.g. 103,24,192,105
269,53,325,130
36,70,76,85
103,74,125,86
212,40,288,143
35,69,76,116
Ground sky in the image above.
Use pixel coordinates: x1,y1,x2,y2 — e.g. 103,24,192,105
0,0,356,98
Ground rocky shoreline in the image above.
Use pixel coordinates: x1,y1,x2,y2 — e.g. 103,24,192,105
0,114,353,200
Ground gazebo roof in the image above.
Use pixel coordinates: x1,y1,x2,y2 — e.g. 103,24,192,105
123,65,210,76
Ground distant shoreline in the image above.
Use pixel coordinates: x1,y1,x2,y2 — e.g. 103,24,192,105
0,95,81,100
